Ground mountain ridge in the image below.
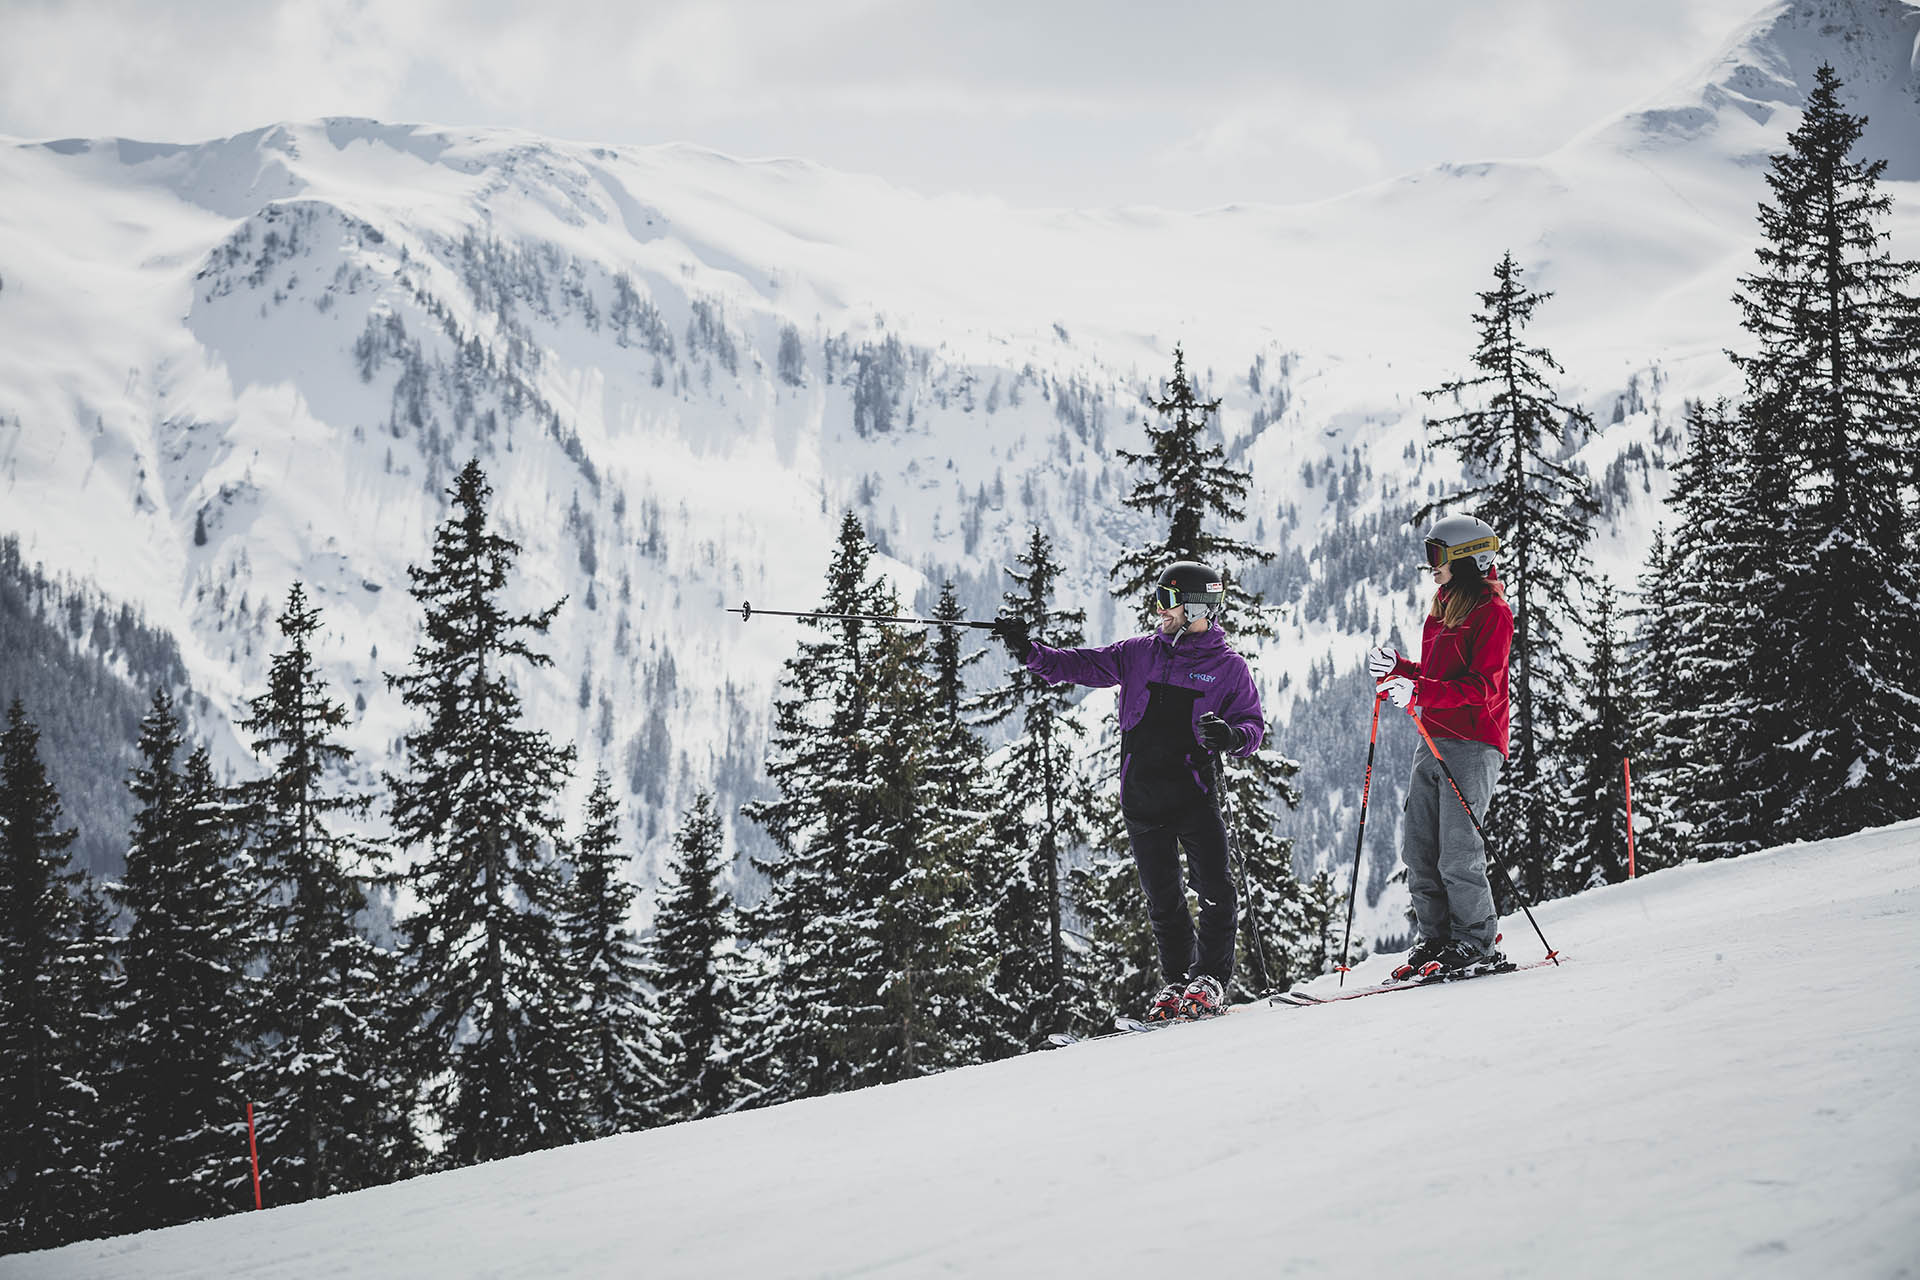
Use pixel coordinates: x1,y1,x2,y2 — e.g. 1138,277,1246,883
0,0,1914,918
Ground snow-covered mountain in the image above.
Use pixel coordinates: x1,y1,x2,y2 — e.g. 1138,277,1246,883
13,817,1919,1278
0,0,1915,910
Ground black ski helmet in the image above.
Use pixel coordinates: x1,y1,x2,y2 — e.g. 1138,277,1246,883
1422,514,1501,573
1154,561,1226,621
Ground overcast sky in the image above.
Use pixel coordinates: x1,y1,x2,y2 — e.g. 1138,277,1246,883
0,0,1771,209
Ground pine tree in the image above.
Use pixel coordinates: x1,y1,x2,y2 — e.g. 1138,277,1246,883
1293,867,1353,978
1658,400,1764,860
1219,742,1308,999
1723,64,1920,845
744,520,998,1095
972,531,1105,1042
236,583,418,1203
1623,526,1684,873
1420,251,1598,901
560,769,660,1136
647,791,755,1121
851,602,998,1079
1112,346,1273,631
921,582,1022,1059
741,513,881,1101
0,700,114,1252
1556,582,1639,892
387,459,580,1165
107,695,253,1231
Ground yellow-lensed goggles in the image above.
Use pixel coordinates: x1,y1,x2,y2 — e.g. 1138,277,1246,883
1424,535,1499,568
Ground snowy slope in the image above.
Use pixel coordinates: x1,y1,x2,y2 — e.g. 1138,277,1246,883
14,820,1920,1278
0,0,1915,904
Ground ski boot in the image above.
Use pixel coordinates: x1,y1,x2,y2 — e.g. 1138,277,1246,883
1389,937,1449,982
1145,981,1187,1022
1413,938,1514,982
1180,974,1228,1019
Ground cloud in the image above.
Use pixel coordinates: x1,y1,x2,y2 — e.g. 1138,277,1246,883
0,0,453,139
1154,91,1391,204
0,0,1782,208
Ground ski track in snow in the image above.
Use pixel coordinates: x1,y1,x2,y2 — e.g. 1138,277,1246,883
14,820,1920,1279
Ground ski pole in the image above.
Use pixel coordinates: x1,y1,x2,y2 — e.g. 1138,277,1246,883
1212,749,1273,995
1395,700,1560,966
727,601,1000,629
1335,691,1389,987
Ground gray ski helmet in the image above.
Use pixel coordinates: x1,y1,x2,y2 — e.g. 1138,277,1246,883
1423,514,1501,573
1154,561,1226,621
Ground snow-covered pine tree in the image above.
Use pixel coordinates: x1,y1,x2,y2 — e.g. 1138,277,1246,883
559,769,660,1136
1723,64,1920,845
106,695,253,1231
745,522,999,1094
1111,345,1273,631
1291,867,1353,979
741,513,885,1100
851,594,1000,1080
236,583,418,1203
922,582,1022,1059
0,700,115,1252
1060,739,1158,1018
1419,251,1597,902
1219,745,1308,1000
647,790,756,1121
387,459,580,1165
1106,346,1305,1003
1658,400,1762,860
1623,527,1683,874
1555,581,1639,892
972,530,1105,1042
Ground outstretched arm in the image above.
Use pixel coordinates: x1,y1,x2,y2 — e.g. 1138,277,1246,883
1026,636,1139,689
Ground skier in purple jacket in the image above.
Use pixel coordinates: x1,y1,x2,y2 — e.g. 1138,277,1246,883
992,561,1264,1020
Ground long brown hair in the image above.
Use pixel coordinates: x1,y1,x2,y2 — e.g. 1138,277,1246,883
1429,559,1503,628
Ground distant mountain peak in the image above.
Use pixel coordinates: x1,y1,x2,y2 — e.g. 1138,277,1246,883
1611,0,1920,174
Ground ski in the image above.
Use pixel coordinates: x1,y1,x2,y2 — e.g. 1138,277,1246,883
1044,1009,1230,1048
1116,1007,1233,1033
1270,955,1563,1007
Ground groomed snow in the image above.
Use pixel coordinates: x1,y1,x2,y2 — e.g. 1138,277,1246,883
16,819,1919,1278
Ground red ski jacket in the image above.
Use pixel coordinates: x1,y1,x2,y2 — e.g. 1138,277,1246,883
1390,580,1514,757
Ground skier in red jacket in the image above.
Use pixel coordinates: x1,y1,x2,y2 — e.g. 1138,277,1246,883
1368,514,1515,981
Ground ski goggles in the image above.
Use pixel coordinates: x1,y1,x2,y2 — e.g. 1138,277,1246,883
1424,535,1499,569
1154,582,1224,611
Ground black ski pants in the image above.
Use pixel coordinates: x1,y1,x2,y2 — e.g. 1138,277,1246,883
1124,798,1235,986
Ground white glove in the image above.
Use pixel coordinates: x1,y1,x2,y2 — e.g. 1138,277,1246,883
1378,675,1415,709
1366,645,1399,679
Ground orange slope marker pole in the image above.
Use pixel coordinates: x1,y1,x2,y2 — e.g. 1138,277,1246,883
1623,758,1637,880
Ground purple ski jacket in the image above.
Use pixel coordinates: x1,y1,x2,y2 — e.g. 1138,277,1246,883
1025,623,1265,812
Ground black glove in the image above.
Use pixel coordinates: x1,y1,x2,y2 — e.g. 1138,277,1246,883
1197,712,1242,753
991,617,1033,664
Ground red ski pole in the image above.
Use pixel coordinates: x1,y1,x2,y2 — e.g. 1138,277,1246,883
247,1103,262,1210
1623,757,1637,880
1335,691,1389,987
1396,701,1559,965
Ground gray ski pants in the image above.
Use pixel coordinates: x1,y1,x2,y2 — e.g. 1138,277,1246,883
1401,735,1504,952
